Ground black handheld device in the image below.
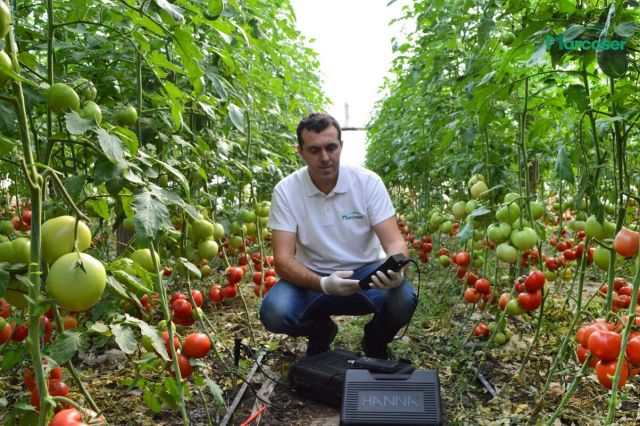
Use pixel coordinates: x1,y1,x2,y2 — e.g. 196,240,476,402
358,253,410,290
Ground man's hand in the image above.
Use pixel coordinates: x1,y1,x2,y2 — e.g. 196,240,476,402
370,269,404,290
320,271,360,296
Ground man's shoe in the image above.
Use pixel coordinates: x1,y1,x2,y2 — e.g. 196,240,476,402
361,336,389,360
305,320,338,357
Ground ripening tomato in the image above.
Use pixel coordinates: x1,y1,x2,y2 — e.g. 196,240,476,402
161,330,180,354
0,322,12,344
50,408,87,426
473,324,490,337
463,288,480,303
613,227,639,258
455,252,471,267
11,323,28,341
0,298,10,318
182,333,211,359
498,293,510,310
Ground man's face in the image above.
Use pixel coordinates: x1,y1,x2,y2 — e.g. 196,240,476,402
297,126,342,189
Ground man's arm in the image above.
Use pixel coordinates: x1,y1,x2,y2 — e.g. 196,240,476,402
272,230,323,292
373,216,409,271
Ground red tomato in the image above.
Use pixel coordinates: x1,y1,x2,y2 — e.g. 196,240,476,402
23,368,35,391
422,235,432,243
455,252,471,267
226,266,244,285
456,267,467,279
525,270,545,292
421,242,433,253
595,359,629,389
182,333,211,359
50,408,87,426
438,247,449,256
49,366,62,380
465,271,478,286
208,285,223,304
11,323,28,341
163,266,173,276
264,276,277,289
161,330,180,354
0,322,12,344
563,249,577,261
48,379,70,396
221,283,238,299
252,271,263,286
518,290,542,311
588,330,622,362
576,345,597,368
514,281,526,294
171,299,193,318
0,298,11,318
170,353,194,378
264,268,277,278
190,289,203,307
557,241,570,252
170,292,187,304
474,278,491,294
21,210,32,226
626,335,640,366
473,324,490,337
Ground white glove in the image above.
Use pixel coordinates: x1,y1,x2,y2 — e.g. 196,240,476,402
319,271,360,296
370,269,404,290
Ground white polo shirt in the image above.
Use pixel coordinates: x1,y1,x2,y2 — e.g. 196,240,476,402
268,164,395,274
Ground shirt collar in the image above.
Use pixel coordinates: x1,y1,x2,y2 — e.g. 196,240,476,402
303,165,349,197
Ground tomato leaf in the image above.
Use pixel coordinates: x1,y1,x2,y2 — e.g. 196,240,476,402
94,128,127,166
554,144,574,184
0,263,9,297
132,189,172,242
205,378,224,407
111,323,137,355
0,135,17,156
614,22,635,38
228,103,246,133
63,175,86,202
47,331,84,364
153,0,184,24
143,389,163,413
65,111,94,135
125,314,170,361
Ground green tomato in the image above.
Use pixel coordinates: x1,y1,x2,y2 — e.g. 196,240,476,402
213,222,225,240
467,174,486,188
465,200,477,215
593,246,611,271
42,216,92,264
197,240,218,260
123,217,136,233
46,252,106,312
470,181,489,199
240,209,256,224
80,101,102,124
494,332,507,345
439,220,453,233
451,201,467,219
4,276,28,308
229,235,244,249
255,201,270,218
0,51,12,89
505,299,525,316
487,223,510,243
8,238,30,264
190,219,214,241
496,243,518,264
48,83,80,112
501,32,515,46
129,248,160,272
503,192,519,204
530,202,544,220
116,105,138,126
510,227,538,251
0,220,13,236
0,1,11,39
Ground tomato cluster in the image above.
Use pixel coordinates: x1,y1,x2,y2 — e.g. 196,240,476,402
158,330,211,378
23,363,67,411
170,290,203,326
575,315,640,389
598,277,639,312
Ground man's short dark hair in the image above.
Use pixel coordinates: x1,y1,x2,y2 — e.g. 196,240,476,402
296,113,341,147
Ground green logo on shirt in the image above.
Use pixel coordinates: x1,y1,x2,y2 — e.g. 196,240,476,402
341,211,364,221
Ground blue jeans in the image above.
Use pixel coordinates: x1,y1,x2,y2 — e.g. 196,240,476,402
259,262,417,345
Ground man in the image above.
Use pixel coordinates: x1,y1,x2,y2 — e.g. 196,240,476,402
259,112,416,359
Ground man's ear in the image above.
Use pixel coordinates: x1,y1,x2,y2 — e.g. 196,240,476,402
296,145,303,156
